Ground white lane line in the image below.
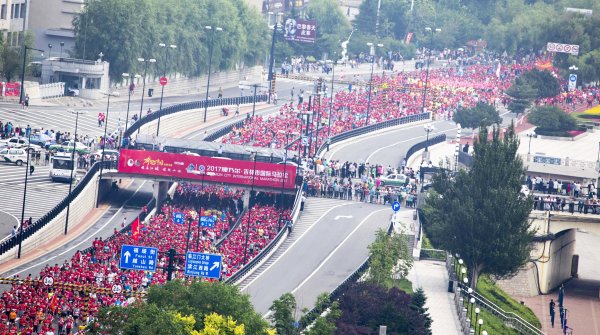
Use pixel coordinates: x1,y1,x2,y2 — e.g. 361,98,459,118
365,127,457,163
7,180,148,277
262,207,389,318
241,202,354,291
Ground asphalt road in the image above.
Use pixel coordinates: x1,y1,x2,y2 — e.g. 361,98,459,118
243,202,393,315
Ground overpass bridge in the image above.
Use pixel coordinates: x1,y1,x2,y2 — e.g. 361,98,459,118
502,210,600,295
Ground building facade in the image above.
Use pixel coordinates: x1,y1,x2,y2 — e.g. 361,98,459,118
28,0,84,58
0,0,28,47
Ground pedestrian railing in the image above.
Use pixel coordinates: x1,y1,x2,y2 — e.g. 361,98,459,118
419,248,446,261
123,95,268,139
402,133,447,170
215,208,247,248
447,255,545,335
0,160,115,256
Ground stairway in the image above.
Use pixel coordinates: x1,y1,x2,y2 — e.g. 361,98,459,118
237,198,348,290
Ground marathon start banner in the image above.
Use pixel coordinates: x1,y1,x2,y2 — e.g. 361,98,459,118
118,149,296,189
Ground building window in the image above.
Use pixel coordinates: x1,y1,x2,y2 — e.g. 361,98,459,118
10,4,14,19
20,3,25,19
15,4,19,18
1,5,6,20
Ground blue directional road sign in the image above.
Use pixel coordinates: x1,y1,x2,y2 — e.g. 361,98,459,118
392,201,401,212
173,212,185,224
200,216,216,228
119,245,158,272
184,252,222,279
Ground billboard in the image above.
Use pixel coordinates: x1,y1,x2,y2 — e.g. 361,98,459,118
546,42,579,56
118,149,296,189
283,18,316,43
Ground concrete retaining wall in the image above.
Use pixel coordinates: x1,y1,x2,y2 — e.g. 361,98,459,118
0,174,99,263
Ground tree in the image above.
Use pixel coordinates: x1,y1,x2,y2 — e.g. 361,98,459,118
367,228,413,287
89,305,196,335
519,69,561,99
196,313,245,335
453,102,501,129
335,282,431,335
410,288,432,332
269,293,297,335
303,293,341,335
145,280,270,334
528,105,577,132
423,125,534,288
505,79,537,115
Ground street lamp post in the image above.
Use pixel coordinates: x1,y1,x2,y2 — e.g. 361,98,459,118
366,42,383,126
477,318,483,335
137,57,156,130
19,46,44,105
314,91,323,157
527,132,534,156
97,91,118,207
243,148,261,264
327,55,336,152
421,27,441,114
64,110,87,234
277,131,297,231
203,26,223,123
17,132,32,258
47,44,52,58
157,43,177,136
424,124,435,151
267,13,283,103
121,73,140,146
60,42,64,58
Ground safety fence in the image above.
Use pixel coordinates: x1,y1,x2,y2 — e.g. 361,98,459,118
123,95,268,139
402,133,447,169
0,160,114,256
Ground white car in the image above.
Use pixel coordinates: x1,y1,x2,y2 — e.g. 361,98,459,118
0,148,29,165
0,137,41,151
380,173,408,187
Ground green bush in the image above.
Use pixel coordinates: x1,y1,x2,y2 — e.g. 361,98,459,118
533,128,571,137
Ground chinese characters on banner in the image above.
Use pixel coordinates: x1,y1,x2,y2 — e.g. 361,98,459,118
117,149,297,189
283,18,316,43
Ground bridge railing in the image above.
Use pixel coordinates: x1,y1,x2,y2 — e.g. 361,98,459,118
225,187,302,284
316,112,431,158
0,160,114,256
401,133,447,169
123,95,268,139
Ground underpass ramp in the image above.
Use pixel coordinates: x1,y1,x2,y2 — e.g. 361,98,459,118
238,198,350,290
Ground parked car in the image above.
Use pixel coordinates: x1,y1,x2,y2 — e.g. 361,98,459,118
0,148,29,165
29,133,56,148
380,173,408,187
0,137,42,151
48,141,90,154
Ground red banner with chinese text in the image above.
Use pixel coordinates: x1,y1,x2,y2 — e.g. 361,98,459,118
118,149,297,189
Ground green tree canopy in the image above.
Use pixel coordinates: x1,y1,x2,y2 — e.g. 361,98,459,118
528,105,577,132
505,79,537,115
423,125,534,287
73,0,268,81
453,102,501,129
367,228,413,287
518,69,561,99
335,282,431,335
269,293,297,335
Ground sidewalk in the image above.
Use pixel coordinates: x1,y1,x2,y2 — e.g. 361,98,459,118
407,260,463,335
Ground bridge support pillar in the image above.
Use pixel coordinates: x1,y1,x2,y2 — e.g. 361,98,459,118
536,229,576,294
155,181,170,210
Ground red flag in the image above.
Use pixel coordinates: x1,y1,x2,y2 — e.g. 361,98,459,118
131,217,140,242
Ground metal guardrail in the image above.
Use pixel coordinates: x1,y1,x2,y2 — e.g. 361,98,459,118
204,119,246,142
316,112,431,157
225,187,302,284
0,160,116,255
447,255,545,335
215,208,247,248
402,133,447,169
123,95,268,139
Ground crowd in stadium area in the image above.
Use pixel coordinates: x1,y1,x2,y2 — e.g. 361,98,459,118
0,184,290,334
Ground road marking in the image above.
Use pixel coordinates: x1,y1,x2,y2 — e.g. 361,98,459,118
334,215,353,220
7,180,148,277
241,202,353,291
262,207,389,318
365,126,458,163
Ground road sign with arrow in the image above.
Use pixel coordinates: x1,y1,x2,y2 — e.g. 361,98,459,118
184,252,223,279
119,245,158,272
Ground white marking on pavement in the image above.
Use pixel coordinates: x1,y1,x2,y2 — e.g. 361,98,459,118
334,215,353,220
241,202,353,291
262,207,389,318
7,181,148,277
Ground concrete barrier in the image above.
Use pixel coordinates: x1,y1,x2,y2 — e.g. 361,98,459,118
0,173,100,263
